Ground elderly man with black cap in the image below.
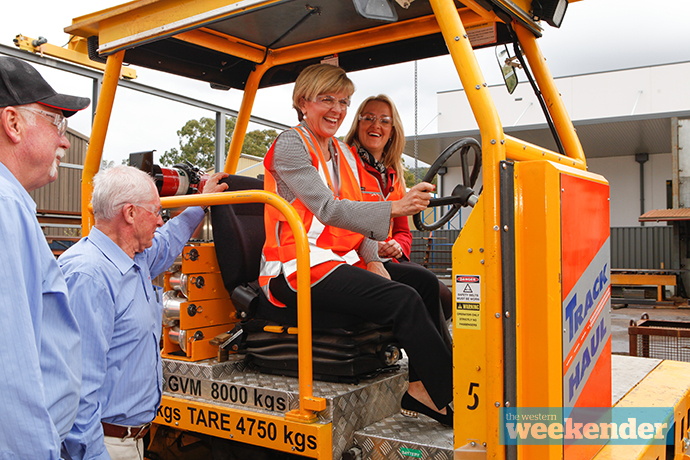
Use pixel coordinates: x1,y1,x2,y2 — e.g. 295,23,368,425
0,56,90,460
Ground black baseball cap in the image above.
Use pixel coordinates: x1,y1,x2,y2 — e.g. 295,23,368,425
0,56,90,118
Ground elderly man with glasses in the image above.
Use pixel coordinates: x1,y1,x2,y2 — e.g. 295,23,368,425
59,165,228,460
0,56,89,460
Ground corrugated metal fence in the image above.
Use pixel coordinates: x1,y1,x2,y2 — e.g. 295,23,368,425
411,226,676,271
610,226,676,270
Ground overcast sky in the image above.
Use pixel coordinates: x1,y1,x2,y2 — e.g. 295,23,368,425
2,0,690,166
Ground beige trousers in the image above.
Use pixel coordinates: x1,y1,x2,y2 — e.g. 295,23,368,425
103,436,144,460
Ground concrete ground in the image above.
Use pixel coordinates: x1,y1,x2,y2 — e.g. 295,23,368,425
611,304,690,355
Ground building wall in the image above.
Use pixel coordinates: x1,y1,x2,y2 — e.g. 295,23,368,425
435,62,687,229
430,153,672,230
438,61,690,132
236,154,264,178
587,153,671,227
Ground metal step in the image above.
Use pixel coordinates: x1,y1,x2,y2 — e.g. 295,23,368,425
349,355,663,460
353,414,454,460
162,355,408,459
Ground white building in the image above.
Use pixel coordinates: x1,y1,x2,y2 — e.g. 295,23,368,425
405,61,690,229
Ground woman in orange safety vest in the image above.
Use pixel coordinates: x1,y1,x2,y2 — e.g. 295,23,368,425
260,64,453,427
344,94,453,328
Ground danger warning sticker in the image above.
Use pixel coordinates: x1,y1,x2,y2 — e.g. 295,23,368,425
456,275,481,303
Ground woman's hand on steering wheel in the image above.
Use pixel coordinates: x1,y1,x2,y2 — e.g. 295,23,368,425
391,182,435,218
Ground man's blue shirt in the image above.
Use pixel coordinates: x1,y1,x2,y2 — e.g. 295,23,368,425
0,162,81,460
59,207,204,460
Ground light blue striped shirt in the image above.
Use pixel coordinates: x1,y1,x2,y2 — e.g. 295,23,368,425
0,162,81,460
59,207,204,460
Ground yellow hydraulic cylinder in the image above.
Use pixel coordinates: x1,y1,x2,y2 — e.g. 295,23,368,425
13,34,136,79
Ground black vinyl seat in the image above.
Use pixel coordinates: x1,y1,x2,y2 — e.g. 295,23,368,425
210,175,400,382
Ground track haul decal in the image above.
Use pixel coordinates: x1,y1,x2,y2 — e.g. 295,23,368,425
562,240,611,406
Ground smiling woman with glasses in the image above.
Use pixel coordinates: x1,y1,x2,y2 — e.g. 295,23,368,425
345,93,454,341
346,94,404,185
260,65,453,427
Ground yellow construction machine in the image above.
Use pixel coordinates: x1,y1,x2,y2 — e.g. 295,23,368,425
20,0,690,458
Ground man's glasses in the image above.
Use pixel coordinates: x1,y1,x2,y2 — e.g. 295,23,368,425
359,113,393,126
18,107,68,137
135,203,163,217
313,95,350,110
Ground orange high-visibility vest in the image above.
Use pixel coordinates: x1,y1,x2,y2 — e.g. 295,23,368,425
260,126,366,307
356,152,404,203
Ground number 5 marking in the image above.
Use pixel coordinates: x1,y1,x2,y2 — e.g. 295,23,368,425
467,382,479,410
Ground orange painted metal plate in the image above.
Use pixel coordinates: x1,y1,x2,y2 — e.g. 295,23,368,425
182,243,221,274
451,197,488,447
155,395,332,458
560,173,611,460
185,272,230,301
514,161,610,459
180,298,237,330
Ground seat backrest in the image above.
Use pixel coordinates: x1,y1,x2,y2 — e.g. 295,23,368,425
211,176,381,331
210,175,265,293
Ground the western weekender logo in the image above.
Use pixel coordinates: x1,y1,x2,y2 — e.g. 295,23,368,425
562,239,611,405
500,407,672,445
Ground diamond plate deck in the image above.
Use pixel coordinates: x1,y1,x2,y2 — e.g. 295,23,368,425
162,356,408,459
350,356,663,460
354,414,454,460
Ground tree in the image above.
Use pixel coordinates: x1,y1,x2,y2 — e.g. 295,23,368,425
402,159,436,189
243,128,279,158
403,165,417,189
159,116,278,169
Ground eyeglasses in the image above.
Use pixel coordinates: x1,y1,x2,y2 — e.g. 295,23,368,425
18,107,68,137
359,113,393,127
313,95,350,110
135,203,163,217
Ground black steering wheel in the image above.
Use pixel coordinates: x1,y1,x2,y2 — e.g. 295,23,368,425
413,137,482,231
